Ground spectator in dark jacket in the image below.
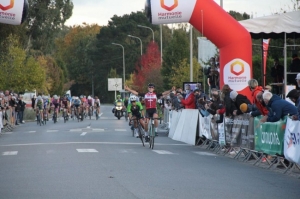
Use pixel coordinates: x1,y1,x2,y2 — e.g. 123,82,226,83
170,92,181,110
31,95,36,109
261,91,297,123
220,84,233,117
18,96,26,123
229,90,251,116
288,54,300,88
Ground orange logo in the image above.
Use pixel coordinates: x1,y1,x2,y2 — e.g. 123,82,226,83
230,61,245,76
160,0,178,11
0,0,14,11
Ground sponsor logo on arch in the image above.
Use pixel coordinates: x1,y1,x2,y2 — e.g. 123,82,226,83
0,0,14,11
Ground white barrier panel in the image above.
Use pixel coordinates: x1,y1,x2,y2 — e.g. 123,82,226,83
284,118,300,165
168,110,181,139
199,115,212,139
172,110,187,141
180,110,200,145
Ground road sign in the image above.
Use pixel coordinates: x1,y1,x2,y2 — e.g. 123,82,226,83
108,78,122,91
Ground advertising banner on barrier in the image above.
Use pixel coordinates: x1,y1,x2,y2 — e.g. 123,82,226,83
284,118,300,164
254,116,286,155
225,114,252,148
218,120,226,146
199,115,212,139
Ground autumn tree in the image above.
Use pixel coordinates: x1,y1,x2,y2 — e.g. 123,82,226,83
132,42,163,93
0,35,45,92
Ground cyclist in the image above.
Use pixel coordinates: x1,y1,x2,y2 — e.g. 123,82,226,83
128,95,145,138
42,95,50,121
125,83,158,142
73,96,81,119
35,95,44,121
51,95,60,121
87,95,94,116
61,95,70,118
94,96,101,117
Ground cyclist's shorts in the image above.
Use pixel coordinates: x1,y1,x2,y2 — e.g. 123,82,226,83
74,104,80,108
145,108,157,118
37,105,43,110
132,112,142,119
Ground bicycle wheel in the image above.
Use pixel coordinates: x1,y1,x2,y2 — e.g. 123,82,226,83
54,112,57,123
150,122,155,149
64,111,67,123
36,114,40,125
137,123,145,147
89,108,92,120
148,121,152,148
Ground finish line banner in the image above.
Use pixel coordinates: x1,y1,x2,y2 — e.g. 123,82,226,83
0,0,28,25
254,116,286,155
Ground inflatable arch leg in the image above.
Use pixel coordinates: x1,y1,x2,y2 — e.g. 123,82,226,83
146,0,252,98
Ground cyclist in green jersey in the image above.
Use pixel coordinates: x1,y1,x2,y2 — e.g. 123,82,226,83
128,95,145,138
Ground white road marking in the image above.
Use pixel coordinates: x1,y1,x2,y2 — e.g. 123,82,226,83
92,129,104,131
29,131,36,133
115,129,127,132
193,152,217,156
87,126,91,129
47,130,58,132
80,132,87,136
3,151,18,155
70,129,82,132
2,132,13,134
99,113,103,117
0,142,187,147
152,150,174,155
120,149,137,153
76,149,98,153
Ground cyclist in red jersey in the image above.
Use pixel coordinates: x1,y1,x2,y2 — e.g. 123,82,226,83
125,83,158,142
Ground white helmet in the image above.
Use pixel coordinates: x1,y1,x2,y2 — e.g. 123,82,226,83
37,96,42,100
88,96,92,100
130,95,137,102
53,95,58,99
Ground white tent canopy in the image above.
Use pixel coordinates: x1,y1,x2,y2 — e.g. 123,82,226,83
239,11,300,94
239,10,300,39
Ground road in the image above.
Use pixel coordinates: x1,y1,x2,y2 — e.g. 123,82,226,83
0,105,299,199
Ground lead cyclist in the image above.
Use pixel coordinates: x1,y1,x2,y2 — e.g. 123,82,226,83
125,83,158,142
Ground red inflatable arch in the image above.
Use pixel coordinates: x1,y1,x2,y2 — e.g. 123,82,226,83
146,0,252,98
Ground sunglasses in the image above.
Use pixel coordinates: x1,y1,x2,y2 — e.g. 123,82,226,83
148,86,154,88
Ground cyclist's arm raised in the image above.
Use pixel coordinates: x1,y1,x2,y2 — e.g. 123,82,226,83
125,85,138,96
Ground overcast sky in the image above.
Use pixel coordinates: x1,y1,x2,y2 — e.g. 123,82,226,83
65,0,298,26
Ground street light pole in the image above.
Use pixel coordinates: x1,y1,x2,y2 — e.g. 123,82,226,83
112,43,125,90
137,25,154,42
128,35,143,55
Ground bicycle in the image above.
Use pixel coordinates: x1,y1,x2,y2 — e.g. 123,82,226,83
146,117,161,149
43,108,48,125
130,117,145,147
95,106,100,120
88,105,93,120
62,107,68,123
36,109,44,126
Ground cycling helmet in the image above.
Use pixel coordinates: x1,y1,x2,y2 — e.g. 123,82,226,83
287,89,300,99
130,95,137,102
88,96,92,100
117,95,121,98
148,83,155,87
80,95,83,99
53,95,58,99
37,96,42,100
75,96,79,100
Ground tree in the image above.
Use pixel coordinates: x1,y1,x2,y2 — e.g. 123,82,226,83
133,42,163,92
169,58,202,88
25,0,73,54
0,35,45,92
161,28,189,88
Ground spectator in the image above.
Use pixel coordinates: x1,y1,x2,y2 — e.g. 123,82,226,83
180,84,195,109
286,89,300,121
296,73,300,89
206,57,216,76
220,84,233,117
261,91,297,123
248,79,268,116
206,92,222,115
270,58,284,94
288,54,300,88
207,67,219,90
229,90,251,116
264,85,272,92
18,95,26,124
31,95,36,110
169,92,181,110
